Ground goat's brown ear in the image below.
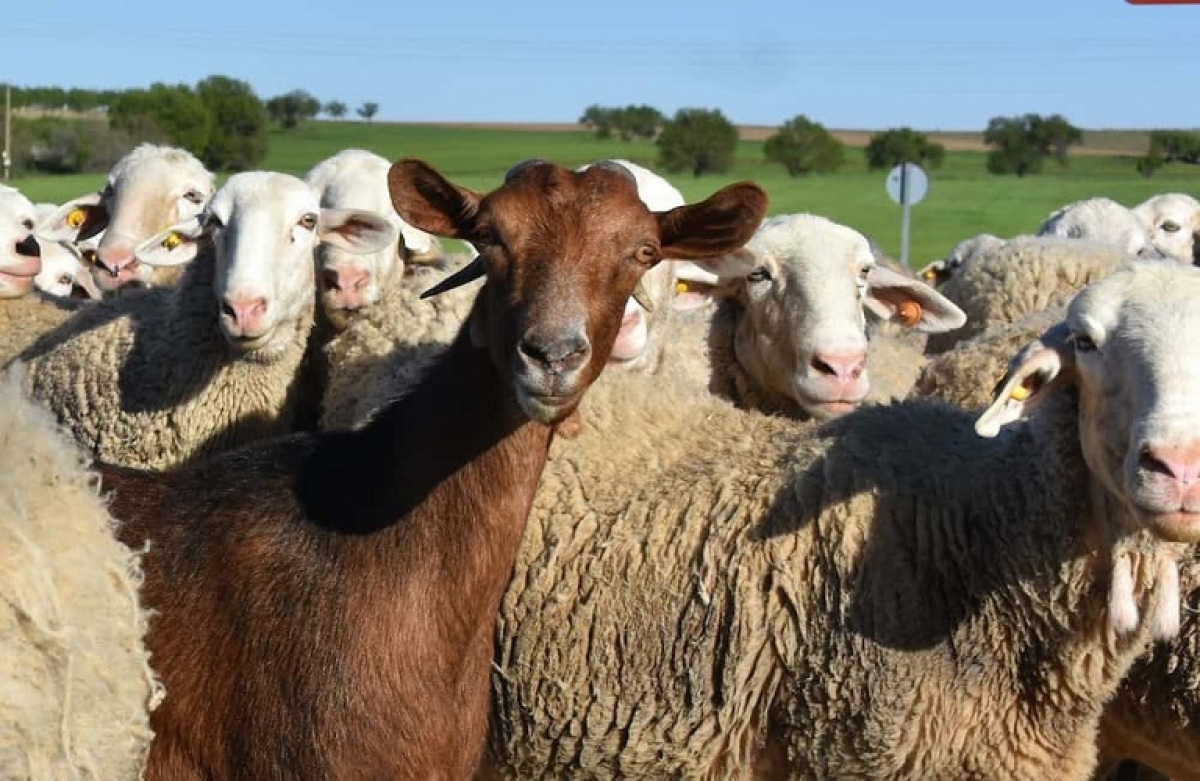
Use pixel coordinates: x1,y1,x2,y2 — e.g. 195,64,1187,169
387,159,481,240
657,182,769,261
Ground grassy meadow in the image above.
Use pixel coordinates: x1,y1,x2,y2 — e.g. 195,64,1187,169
9,121,1199,267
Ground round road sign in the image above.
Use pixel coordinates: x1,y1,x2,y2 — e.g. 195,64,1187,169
885,163,929,206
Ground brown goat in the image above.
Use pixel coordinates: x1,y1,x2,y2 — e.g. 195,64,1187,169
99,158,768,780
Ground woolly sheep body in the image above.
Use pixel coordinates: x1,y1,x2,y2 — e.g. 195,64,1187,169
12,256,312,469
925,235,1129,353
0,293,84,368
485,374,1176,778
0,364,159,779
911,307,1064,409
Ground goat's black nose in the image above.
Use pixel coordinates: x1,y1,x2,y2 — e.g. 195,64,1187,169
15,234,40,257
519,332,591,374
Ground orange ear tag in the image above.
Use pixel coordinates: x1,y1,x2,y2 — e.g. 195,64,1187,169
895,300,923,326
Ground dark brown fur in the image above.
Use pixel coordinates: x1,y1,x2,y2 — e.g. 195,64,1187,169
99,159,767,780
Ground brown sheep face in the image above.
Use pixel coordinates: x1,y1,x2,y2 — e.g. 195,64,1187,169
387,158,768,425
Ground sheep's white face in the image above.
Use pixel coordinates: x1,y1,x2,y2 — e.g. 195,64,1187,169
980,262,1200,544
731,215,876,419
1038,197,1156,258
50,144,215,293
306,151,411,326
1134,193,1200,264
0,186,42,299
33,240,100,300
1069,265,1200,543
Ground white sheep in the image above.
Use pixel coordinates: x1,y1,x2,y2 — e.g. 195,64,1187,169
0,186,86,366
303,148,441,332
925,234,1133,353
39,143,215,294
0,363,161,780
483,260,1199,779
915,232,1006,286
1133,191,1200,264
11,171,394,469
33,238,102,301
1035,196,1157,258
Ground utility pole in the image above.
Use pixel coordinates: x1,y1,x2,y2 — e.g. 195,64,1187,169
3,84,10,182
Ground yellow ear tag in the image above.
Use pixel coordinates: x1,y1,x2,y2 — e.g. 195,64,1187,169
1009,384,1031,402
922,269,937,282
67,208,86,229
675,281,691,294
162,232,182,250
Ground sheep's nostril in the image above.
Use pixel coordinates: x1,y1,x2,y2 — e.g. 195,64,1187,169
322,268,341,291
1140,447,1174,478
15,235,40,257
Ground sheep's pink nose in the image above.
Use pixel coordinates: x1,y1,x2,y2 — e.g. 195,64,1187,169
1140,443,1200,485
810,351,867,382
222,296,269,337
322,267,371,309
97,246,136,275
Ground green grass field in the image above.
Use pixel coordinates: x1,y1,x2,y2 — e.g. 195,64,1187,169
9,121,1199,267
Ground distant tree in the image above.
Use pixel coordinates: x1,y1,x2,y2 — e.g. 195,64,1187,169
357,102,379,121
196,75,269,172
578,104,664,141
1147,130,1200,164
324,100,348,119
763,115,844,176
1136,147,1166,178
864,127,945,170
579,104,616,138
657,108,739,177
1034,114,1083,166
108,83,212,155
983,114,1047,177
266,89,321,129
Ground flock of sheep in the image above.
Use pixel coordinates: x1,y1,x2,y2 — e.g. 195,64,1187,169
1,141,1200,779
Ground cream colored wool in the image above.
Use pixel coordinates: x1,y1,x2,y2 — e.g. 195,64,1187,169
10,251,313,469
926,236,1129,353
484,369,1181,779
0,293,84,367
0,364,160,780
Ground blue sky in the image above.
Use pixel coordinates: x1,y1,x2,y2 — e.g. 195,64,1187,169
8,0,1200,130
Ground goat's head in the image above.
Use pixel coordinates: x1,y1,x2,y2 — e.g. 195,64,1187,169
387,158,768,425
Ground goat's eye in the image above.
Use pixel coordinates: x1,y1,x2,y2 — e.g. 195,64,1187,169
634,245,657,265
298,213,318,231
183,189,205,205
1070,333,1098,353
1162,220,1181,234
746,267,772,283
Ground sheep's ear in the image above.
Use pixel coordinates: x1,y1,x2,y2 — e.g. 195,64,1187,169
669,250,758,311
319,209,397,255
862,265,967,333
133,216,205,268
72,266,104,300
387,159,482,239
975,323,1075,438
915,259,949,286
38,193,108,242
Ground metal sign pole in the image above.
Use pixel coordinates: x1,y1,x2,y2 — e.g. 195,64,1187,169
899,164,910,267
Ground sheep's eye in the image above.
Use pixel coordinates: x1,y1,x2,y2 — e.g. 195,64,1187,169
82,249,98,265
21,218,34,230
746,267,772,283
183,189,205,205
58,274,72,286
298,213,318,231
858,265,872,282
1070,333,1097,353
634,245,657,265
1162,220,1182,234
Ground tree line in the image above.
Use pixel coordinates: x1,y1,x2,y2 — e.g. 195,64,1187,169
580,103,1197,179
4,82,379,176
